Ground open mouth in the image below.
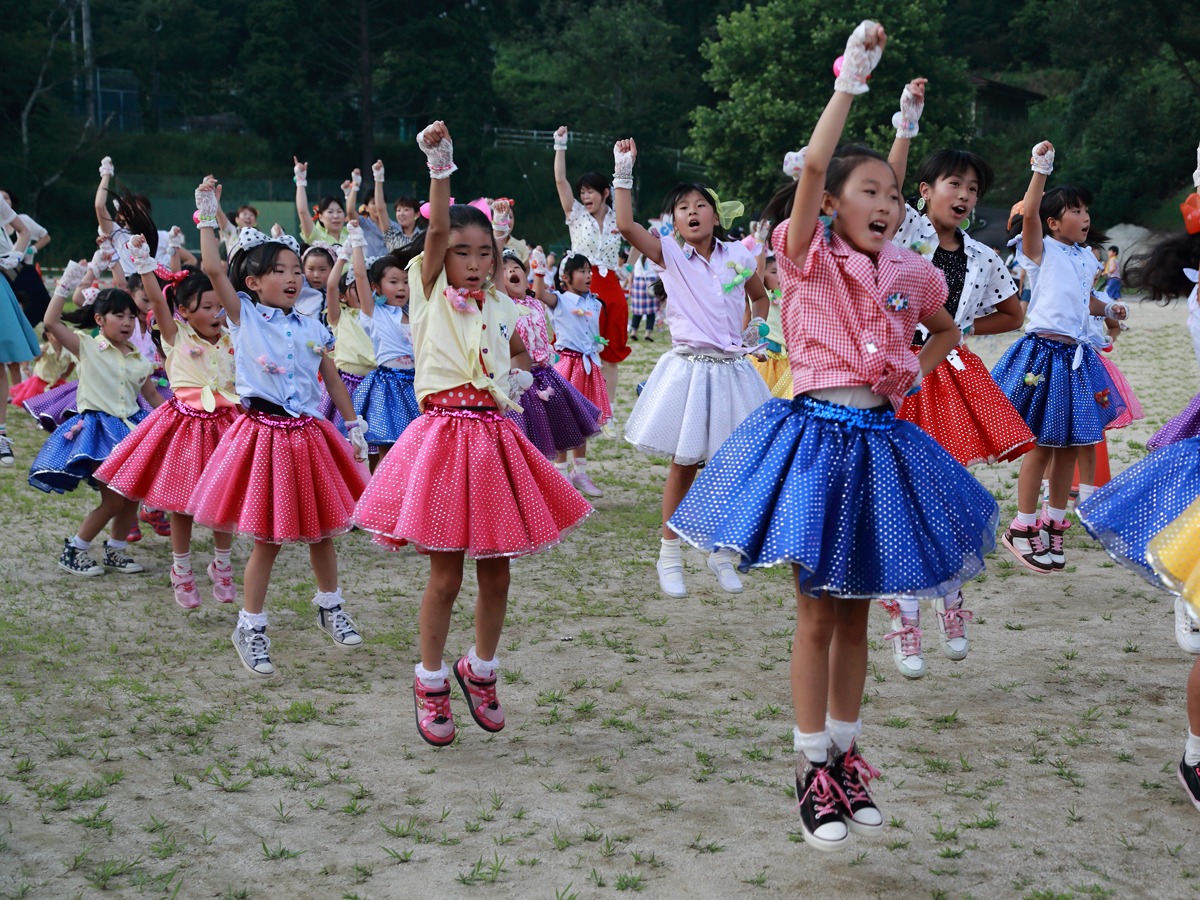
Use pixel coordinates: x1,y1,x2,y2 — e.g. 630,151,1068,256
508,273,522,285
283,286,298,299
868,220,888,236
951,204,968,218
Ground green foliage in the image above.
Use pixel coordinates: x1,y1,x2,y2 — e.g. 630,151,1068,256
690,0,972,210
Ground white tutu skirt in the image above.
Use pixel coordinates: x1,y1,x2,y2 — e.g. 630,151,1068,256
624,349,771,466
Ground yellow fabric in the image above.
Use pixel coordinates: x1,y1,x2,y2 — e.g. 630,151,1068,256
1148,497,1200,615
751,351,794,399
331,308,377,376
764,299,785,348
31,341,76,383
75,332,153,421
162,321,238,412
408,254,522,412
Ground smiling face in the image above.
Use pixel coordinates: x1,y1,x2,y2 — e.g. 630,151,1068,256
920,168,981,235
444,223,495,292
502,258,527,298
180,290,224,339
826,158,901,256
236,207,257,228
246,249,303,309
1048,205,1091,245
318,201,345,232
579,184,609,215
672,190,718,248
395,204,417,231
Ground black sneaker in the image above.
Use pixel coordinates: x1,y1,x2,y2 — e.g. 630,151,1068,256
59,539,103,577
102,544,144,574
644,334,655,342
795,760,849,851
629,333,639,341
1178,756,1200,811
0,433,13,467
831,742,884,835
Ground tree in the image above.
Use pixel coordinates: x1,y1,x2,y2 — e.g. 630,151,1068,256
689,0,972,210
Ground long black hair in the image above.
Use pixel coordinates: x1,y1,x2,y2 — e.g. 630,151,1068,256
108,185,159,259
1124,231,1200,303
62,287,140,328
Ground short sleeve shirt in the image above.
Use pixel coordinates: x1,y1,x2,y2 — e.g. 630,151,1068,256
75,332,153,420
651,236,758,353
330,308,378,376
566,200,621,272
1016,237,1100,342
231,292,333,417
361,303,414,366
163,321,238,411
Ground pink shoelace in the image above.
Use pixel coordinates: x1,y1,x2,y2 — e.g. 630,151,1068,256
417,683,452,722
841,747,881,804
799,766,850,818
884,620,922,656
1045,519,1071,554
938,603,974,641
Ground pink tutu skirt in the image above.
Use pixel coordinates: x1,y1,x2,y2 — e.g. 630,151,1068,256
554,350,611,423
188,408,366,543
1099,353,1144,430
9,375,63,406
95,398,239,512
352,403,592,558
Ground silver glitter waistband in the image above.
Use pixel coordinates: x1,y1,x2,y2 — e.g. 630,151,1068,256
674,351,745,365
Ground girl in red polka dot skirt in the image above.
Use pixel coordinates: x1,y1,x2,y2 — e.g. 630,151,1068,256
352,122,592,747
189,177,370,678
95,235,239,611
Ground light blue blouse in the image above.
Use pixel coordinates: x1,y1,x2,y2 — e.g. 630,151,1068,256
361,303,414,366
231,292,334,417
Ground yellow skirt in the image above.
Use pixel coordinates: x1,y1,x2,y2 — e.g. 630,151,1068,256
751,351,793,400
1148,496,1200,614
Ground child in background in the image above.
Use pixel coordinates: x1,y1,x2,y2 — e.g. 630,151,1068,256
322,241,378,436
0,195,40,466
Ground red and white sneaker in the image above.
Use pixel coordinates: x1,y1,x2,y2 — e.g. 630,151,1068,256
453,656,505,732
126,523,142,543
413,677,456,747
880,600,925,679
170,568,201,610
933,592,972,661
1001,518,1053,573
139,506,172,537
207,561,237,604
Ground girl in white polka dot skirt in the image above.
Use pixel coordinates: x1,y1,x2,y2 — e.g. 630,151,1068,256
991,142,1128,576
190,177,370,678
351,122,592,748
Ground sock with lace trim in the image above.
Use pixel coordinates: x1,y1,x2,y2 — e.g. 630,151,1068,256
415,662,448,689
827,717,863,755
238,609,268,630
794,727,830,764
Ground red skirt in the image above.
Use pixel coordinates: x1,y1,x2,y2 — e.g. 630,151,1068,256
8,375,64,406
352,404,592,559
188,409,366,543
554,350,612,423
593,268,631,364
899,346,1035,467
95,398,238,512
1099,354,1144,430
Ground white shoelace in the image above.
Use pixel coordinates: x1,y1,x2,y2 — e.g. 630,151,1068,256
244,629,271,662
329,608,359,640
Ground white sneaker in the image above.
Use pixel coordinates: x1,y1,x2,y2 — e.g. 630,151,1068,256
232,625,276,676
933,592,972,661
1176,597,1200,655
656,558,687,598
881,600,926,679
706,550,743,594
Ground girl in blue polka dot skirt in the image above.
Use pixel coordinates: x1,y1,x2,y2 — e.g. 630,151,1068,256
991,142,1128,576
666,22,999,852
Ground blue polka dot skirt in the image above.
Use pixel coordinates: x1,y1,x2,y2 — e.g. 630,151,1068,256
1077,436,1200,588
29,409,149,494
667,395,1000,600
350,366,420,446
991,334,1125,446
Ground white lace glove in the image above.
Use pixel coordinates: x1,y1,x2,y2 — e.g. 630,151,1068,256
128,234,158,274
783,148,807,181
529,247,548,278
345,418,369,462
168,226,186,249
741,317,768,346
1103,300,1127,320
417,124,457,179
372,159,385,184
350,168,362,191
343,220,366,250
336,243,352,264
491,198,513,238
613,144,635,190
1030,140,1055,176
293,157,308,187
834,21,883,95
0,250,22,271
892,83,924,139
507,367,534,398
89,246,110,275
54,259,89,297
553,126,569,152
270,223,285,238
194,182,219,229
1193,140,1200,190
99,156,114,177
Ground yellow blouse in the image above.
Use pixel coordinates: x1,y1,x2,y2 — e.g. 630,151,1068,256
32,342,76,383
408,254,521,412
331,308,378,376
164,321,238,412
75,333,153,421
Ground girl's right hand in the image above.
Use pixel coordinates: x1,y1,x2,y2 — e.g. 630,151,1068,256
372,159,385,183
417,121,456,178
834,21,885,94
293,157,308,186
1030,141,1055,174
128,234,157,274
529,247,548,277
344,220,366,249
99,156,114,177
195,177,219,224
613,139,636,189
553,126,569,150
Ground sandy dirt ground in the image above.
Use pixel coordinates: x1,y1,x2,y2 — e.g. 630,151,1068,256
0,296,1197,899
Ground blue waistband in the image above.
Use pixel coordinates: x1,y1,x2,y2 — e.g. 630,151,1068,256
790,394,896,431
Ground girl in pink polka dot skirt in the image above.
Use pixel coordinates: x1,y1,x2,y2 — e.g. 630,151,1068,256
188,177,370,678
95,237,239,611
351,122,592,747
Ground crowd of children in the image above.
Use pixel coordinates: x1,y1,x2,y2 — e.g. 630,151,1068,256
3,19,1200,852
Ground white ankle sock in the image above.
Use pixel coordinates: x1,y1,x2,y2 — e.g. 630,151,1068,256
659,537,682,564
573,457,587,473
467,646,499,677
172,552,192,575
71,535,90,551
1077,484,1095,504
793,727,830,764
897,598,920,618
554,460,570,476
1186,731,1200,766
214,547,232,567
106,539,127,551
415,662,448,688
314,588,344,610
827,717,862,754
1016,511,1038,528
1047,506,1066,524
238,609,268,630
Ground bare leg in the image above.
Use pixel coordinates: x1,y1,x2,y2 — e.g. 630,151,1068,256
827,599,870,723
473,557,510,661
78,486,135,543
170,513,194,556
661,461,699,539
792,583,837,733
308,537,339,592
242,540,283,615
419,551,465,670
601,360,618,410
1046,446,1079,512
1017,444,1053,515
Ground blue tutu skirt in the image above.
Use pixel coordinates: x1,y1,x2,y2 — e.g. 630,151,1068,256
0,275,39,364
351,366,419,446
991,334,1125,446
1077,436,1200,587
668,395,999,599
29,408,149,494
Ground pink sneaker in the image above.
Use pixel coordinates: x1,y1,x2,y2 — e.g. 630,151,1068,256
880,599,925,679
207,561,237,604
453,656,505,732
933,592,972,660
171,568,201,610
413,677,456,747
570,469,603,497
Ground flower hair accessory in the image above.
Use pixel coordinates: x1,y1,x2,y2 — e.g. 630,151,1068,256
236,227,300,257
80,287,100,307
444,286,484,314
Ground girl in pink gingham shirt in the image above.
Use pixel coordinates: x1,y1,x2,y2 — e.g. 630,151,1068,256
667,21,999,852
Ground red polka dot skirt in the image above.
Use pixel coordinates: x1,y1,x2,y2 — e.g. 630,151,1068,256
554,351,612,423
